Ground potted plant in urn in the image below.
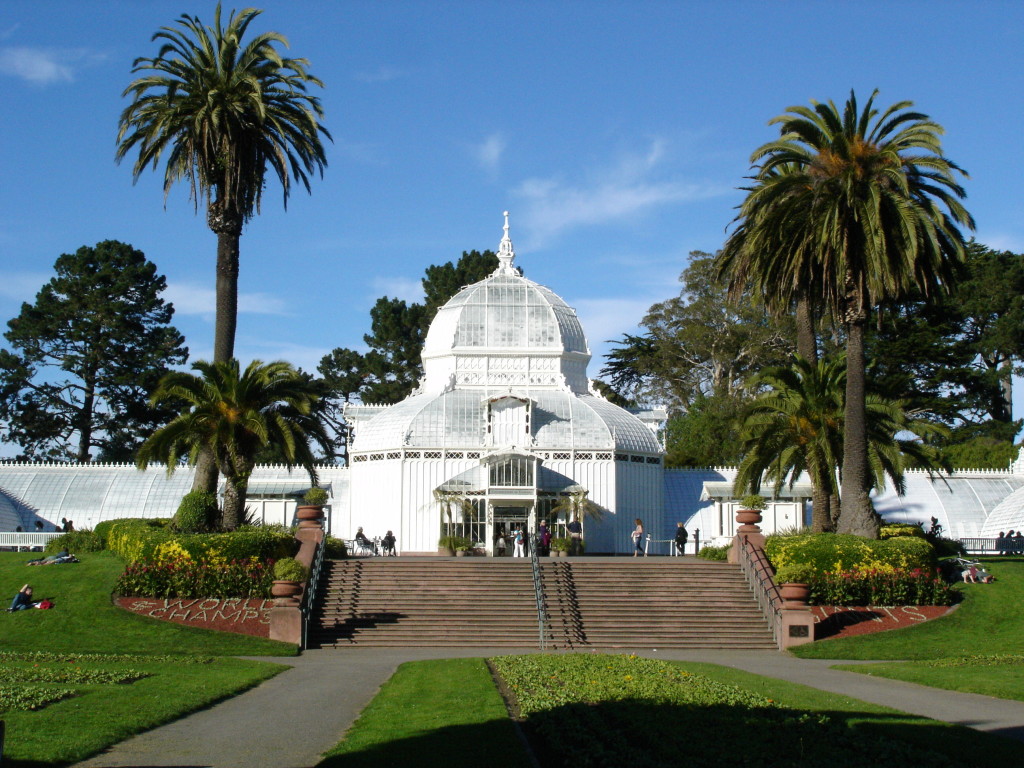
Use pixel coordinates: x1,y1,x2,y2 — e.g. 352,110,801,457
550,537,570,557
774,563,815,608
296,486,329,528
271,557,308,599
737,494,766,527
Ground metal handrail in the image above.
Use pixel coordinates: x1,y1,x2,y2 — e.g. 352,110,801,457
737,536,782,645
530,532,548,650
300,536,327,650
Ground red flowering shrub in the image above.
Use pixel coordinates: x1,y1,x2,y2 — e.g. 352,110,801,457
809,567,955,606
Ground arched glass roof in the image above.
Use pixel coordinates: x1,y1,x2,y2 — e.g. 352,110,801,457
351,390,662,454
0,464,349,531
423,275,589,359
981,485,1024,536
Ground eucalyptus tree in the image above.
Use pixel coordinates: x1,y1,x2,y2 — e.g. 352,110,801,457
117,3,329,492
137,359,329,530
723,90,973,537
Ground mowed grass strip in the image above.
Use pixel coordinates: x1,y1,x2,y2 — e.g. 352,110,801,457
317,658,532,768
832,655,1024,702
0,654,285,765
0,550,295,656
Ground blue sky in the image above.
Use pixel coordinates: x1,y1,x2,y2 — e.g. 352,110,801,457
1,1,1023,421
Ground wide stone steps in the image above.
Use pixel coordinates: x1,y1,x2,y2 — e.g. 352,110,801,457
309,558,776,650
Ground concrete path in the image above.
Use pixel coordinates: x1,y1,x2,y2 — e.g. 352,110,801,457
73,647,1024,768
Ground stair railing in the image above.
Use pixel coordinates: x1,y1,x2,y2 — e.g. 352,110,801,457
300,536,327,650
737,536,782,647
530,532,549,650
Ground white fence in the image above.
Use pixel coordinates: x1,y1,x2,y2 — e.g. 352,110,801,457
0,532,63,550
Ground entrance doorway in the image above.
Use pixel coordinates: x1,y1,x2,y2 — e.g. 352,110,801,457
491,505,533,557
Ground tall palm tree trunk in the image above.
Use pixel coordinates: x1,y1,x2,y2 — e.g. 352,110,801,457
837,318,878,537
191,203,243,499
796,292,831,531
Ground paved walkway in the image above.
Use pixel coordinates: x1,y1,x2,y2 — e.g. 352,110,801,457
73,646,1024,768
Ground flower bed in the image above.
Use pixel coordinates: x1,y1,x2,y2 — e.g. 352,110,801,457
809,567,955,607
489,653,956,767
811,605,952,640
114,556,274,599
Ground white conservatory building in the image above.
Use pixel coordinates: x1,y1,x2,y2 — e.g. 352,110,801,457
2,214,1024,552
340,214,665,554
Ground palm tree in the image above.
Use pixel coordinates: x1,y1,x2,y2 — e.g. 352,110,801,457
137,359,330,530
722,90,973,537
736,354,949,532
117,4,329,364
735,355,844,532
117,4,329,494
551,487,605,543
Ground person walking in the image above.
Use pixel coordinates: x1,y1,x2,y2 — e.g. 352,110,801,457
674,522,688,556
513,527,526,558
632,518,645,557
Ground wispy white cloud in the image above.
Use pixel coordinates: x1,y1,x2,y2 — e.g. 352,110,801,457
370,276,423,304
513,139,727,248
353,65,405,83
473,133,506,175
164,283,289,316
0,46,105,84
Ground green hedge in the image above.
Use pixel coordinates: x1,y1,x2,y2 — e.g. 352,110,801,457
44,529,104,554
764,532,936,577
697,544,730,561
106,519,296,566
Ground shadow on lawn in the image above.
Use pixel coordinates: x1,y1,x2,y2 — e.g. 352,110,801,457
316,700,1020,768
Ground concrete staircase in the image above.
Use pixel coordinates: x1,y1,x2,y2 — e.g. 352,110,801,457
309,557,776,650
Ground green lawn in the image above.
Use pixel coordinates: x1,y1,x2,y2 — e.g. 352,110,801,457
792,557,1024,660
0,550,294,765
789,557,1024,700
317,658,531,768
1,550,295,655
319,654,1021,768
1,652,283,766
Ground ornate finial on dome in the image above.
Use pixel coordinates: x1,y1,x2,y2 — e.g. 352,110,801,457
496,210,516,274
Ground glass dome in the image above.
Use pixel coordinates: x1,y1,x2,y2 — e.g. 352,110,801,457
420,213,591,394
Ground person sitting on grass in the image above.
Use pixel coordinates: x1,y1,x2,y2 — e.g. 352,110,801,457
8,584,33,611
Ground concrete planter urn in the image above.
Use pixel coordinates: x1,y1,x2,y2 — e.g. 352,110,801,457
271,580,302,600
295,504,324,528
779,583,811,608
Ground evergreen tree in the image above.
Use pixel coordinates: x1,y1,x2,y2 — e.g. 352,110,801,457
0,241,188,462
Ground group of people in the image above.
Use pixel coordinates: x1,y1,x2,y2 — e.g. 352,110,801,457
996,531,1024,555
630,519,690,557
354,527,397,557
494,526,530,557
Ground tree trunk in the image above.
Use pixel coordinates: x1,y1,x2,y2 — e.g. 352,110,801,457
810,479,832,533
794,292,818,364
76,373,96,464
193,200,244,497
837,318,878,538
